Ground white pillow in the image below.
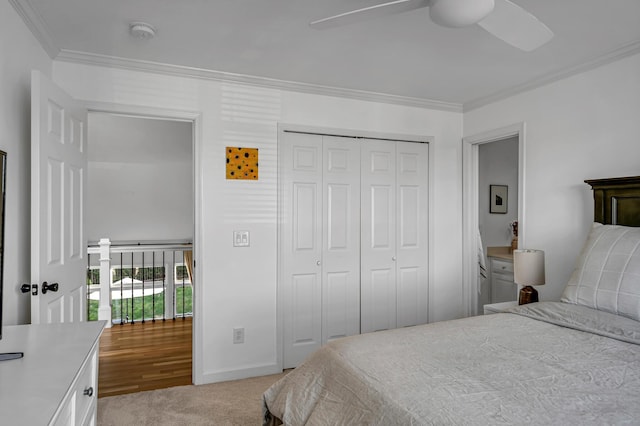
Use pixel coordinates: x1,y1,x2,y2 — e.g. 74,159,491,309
561,223,640,321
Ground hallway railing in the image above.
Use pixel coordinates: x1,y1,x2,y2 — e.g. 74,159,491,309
87,239,193,327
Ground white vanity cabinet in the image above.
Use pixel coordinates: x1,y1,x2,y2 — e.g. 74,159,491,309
486,247,517,304
0,321,105,425
490,257,516,303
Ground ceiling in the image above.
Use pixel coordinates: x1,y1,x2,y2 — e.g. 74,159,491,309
14,0,640,110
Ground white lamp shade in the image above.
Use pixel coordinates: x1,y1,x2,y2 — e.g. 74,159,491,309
513,249,545,286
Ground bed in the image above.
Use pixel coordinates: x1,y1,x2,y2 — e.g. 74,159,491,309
262,176,640,425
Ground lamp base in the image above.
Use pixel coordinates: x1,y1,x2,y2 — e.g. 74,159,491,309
518,286,539,305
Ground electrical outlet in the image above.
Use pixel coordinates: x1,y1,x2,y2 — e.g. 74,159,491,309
233,327,245,344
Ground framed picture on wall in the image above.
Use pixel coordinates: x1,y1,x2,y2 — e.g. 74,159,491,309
490,185,508,214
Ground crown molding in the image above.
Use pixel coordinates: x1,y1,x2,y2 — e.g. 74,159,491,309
464,39,640,112
9,0,59,58
16,0,638,115
55,50,463,113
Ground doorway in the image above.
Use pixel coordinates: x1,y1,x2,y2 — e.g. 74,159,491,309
478,137,519,311
87,111,196,394
462,123,525,317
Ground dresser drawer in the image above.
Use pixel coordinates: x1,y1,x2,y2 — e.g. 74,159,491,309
74,344,98,425
491,258,513,275
51,397,73,426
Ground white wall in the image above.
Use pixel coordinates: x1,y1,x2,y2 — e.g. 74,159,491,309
87,113,193,243
0,2,52,325
52,62,464,383
465,52,640,302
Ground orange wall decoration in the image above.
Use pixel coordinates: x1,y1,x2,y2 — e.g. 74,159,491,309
226,147,259,180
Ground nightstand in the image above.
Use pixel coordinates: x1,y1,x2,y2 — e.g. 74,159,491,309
483,300,518,314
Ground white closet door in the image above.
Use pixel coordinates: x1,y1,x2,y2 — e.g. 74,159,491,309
282,132,323,368
361,140,429,333
361,139,397,333
322,136,360,343
282,132,428,366
396,141,429,327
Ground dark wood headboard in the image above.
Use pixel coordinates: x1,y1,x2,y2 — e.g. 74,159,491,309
585,176,640,226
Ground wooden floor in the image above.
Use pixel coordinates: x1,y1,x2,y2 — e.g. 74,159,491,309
98,317,192,398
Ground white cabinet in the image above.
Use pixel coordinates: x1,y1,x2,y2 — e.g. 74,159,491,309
0,321,105,425
280,132,429,367
489,257,517,303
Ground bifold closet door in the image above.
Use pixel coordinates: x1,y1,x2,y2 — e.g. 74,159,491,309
281,132,360,368
282,132,322,368
361,140,429,333
321,136,361,345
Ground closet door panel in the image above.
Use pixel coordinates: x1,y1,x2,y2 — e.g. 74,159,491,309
397,267,419,327
322,136,360,343
293,183,318,250
324,271,351,342
361,139,397,333
399,186,419,248
371,185,393,248
327,184,349,250
364,267,396,332
396,142,429,327
282,132,323,368
291,273,320,344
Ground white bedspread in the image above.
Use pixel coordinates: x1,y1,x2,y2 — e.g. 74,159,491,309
262,302,640,425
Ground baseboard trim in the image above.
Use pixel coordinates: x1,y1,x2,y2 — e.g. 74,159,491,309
197,362,282,385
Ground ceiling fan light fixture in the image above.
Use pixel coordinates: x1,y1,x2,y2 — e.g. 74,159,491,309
429,0,495,27
129,22,156,40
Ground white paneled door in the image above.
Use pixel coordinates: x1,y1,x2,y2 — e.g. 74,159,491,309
361,140,429,333
282,132,323,368
281,132,360,368
322,136,361,344
360,140,397,332
281,131,428,367
31,71,88,324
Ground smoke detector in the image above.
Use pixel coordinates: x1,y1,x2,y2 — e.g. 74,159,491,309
129,22,156,40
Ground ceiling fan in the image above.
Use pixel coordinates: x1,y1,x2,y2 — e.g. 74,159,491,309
310,0,554,52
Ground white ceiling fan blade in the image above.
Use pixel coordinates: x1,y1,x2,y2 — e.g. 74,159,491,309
478,0,554,52
310,0,430,30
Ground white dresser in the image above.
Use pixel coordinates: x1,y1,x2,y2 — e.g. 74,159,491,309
0,321,105,425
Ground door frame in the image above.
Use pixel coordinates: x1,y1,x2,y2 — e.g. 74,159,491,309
462,122,526,317
276,123,434,370
82,100,203,385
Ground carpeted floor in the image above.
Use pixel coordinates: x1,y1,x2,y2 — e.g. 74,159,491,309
97,372,288,426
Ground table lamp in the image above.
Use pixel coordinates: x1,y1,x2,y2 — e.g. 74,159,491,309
513,249,545,305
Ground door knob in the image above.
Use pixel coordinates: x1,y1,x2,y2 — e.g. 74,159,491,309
83,387,94,397
316,261,321,266
42,282,59,294
391,256,397,261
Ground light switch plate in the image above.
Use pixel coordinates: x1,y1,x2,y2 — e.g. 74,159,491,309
233,231,250,247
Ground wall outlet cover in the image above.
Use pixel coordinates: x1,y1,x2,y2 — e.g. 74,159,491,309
233,327,245,344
